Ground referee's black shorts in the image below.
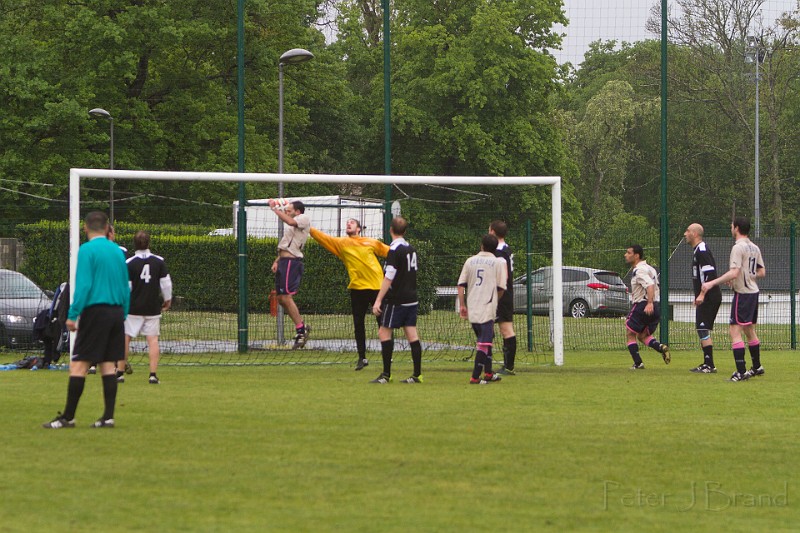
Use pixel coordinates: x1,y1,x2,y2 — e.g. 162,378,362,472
71,305,125,363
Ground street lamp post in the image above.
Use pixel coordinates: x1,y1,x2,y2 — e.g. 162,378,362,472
746,36,763,237
276,48,314,344
88,107,115,223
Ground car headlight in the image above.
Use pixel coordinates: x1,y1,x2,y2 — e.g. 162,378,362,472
1,315,27,324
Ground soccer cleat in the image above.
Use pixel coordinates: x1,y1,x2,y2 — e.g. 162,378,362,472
116,375,125,383
90,418,115,428
483,373,501,383
88,365,97,375
149,375,160,384
42,413,75,429
355,358,369,371
729,371,749,382
497,366,516,376
660,344,671,364
690,364,717,374
470,377,487,385
369,372,391,384
630,363,645,370
744,366,765,379
399,375,423,384
124,361,133,374
292,325,311,349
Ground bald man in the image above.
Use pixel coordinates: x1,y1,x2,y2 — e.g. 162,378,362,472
685,223,722,373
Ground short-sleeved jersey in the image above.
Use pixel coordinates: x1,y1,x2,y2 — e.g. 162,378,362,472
729,237,764,294
278,213,311,258
127,250,172,316
383,237,418,305
310,228,389,290
68,236,130,321
493,241,514,293
458,251,507,324
630,259,660,304
692,241,722,298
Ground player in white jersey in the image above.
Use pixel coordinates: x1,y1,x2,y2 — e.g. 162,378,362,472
457,234,507,384
700,216,765,382
624,244,671,369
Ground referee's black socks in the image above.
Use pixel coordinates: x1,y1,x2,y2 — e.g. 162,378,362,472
101,373,118,420
702,344,714,368
63,376,86,420
503,336,517,370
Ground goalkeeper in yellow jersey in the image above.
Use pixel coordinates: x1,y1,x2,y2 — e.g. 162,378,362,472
310,219,389,370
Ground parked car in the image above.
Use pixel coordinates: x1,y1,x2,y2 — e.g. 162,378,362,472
0,269,52,347
513,266,629,318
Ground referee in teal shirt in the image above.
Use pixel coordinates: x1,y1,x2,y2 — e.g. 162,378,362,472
43,211,130,429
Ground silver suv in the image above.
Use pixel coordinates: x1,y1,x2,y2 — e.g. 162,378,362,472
513,266,630,318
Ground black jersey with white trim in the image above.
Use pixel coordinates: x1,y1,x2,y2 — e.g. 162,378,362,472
127,251,170,315
692,241,721,298
383,238,418,305
493,242,513,292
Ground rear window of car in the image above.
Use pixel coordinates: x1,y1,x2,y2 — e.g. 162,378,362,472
594,272,625,286
564,269,590,282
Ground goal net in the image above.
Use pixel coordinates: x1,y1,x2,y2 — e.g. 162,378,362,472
68,169,565,366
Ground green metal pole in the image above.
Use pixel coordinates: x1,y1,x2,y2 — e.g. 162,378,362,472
791,223,796,349
526,219,533,351
659,0,669,344
382,0,392,242
236,0,248,353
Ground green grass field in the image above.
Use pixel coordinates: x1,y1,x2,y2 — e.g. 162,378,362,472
2,350,799,532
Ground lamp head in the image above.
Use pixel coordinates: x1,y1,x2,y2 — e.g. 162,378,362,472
279,48,314,66
89,108,112,120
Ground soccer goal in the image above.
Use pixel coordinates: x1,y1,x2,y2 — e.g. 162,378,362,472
68,169,565,365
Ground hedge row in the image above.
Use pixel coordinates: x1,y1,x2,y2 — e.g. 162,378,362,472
15,221,438,314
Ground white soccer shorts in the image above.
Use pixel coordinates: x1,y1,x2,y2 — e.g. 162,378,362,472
124,314,161,338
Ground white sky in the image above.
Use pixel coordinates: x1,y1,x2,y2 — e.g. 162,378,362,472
555,0,799,66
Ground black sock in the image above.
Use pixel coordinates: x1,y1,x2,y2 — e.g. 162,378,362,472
702,345,714,367
733,346,747,374
116,370,124,378
410,340,422,377
101,373,118,420
748,342,761,369
63,376,86,420
485,347,494,375
150,372,157,377
296,322,305,334
627,343,643,365
647,338,661,351
503,336,517,370
380,339,393,376
472,350,487,380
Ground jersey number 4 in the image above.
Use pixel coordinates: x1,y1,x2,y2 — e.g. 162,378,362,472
140,264,152,284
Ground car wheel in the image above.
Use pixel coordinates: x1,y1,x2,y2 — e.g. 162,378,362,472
569,299,589,319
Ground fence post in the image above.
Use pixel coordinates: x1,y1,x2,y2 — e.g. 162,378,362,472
526,219,533,352
791,222,796,349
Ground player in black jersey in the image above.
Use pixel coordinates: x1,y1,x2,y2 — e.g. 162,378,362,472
371,217,423,384
684,223,722,373
489,221,517,375
122,231,172,384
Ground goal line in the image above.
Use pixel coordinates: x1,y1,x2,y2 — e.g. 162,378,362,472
69,168,565,365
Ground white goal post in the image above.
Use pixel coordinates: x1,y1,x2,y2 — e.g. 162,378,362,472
69,169,565,365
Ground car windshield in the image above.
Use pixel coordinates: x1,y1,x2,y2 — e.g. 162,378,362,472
0,271,44,298
594,272,624,286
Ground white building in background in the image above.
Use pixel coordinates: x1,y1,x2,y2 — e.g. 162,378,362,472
231,196,385,239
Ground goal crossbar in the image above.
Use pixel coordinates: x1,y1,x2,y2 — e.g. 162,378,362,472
69,168,564,365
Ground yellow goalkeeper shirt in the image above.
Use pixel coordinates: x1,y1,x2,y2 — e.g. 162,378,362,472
310,228,389,290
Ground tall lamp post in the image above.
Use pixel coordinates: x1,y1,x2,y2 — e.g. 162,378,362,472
88,107,115,223
276,47,314,344
746,35,763,237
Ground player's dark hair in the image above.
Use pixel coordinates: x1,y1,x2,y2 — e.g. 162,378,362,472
85,211,109,233
134,230,151,251
482,234,499,253
629,244,644,260
391,216,408,236
489,220,508,238
291,201,305,214
733,215,750,235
